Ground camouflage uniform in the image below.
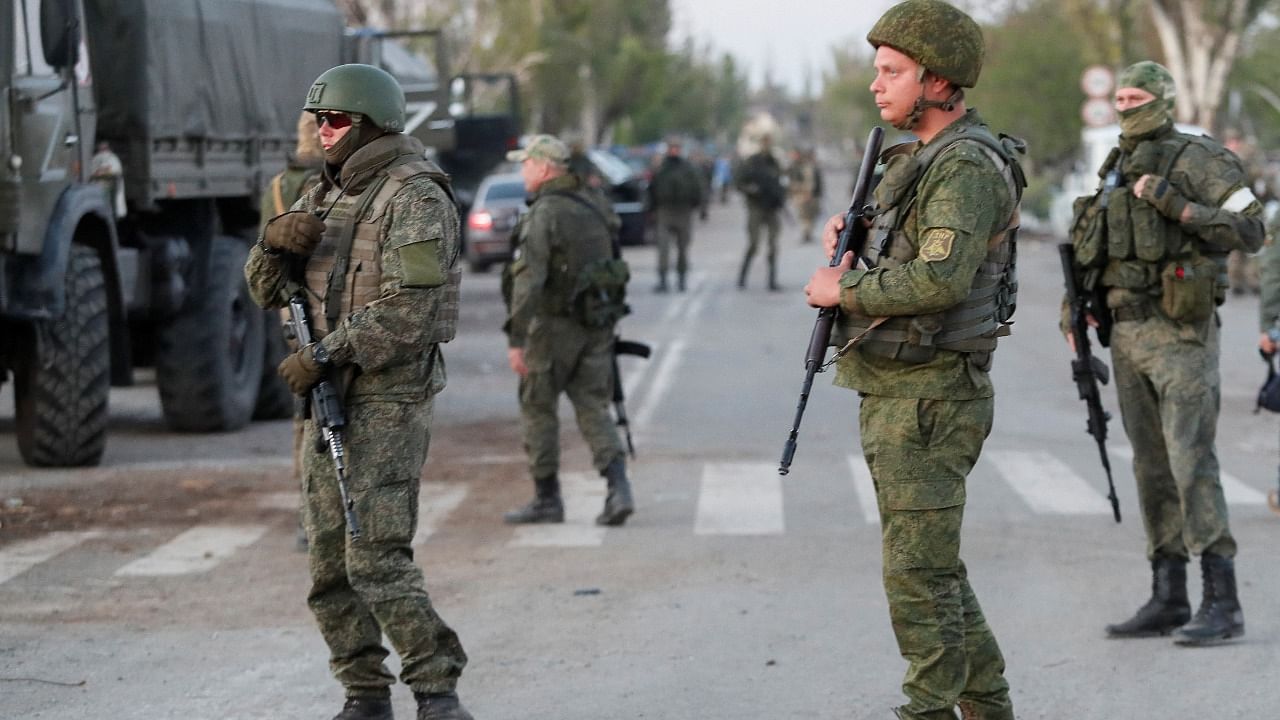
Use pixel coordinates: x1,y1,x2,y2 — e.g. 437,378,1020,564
787,151,824,244
834,110,1020,720
648,152,705,291
245,130,468,700
507,173,626,479
735,149,785,289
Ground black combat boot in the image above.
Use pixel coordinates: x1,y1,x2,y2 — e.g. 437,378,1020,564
596,456,634,526
654,274,668,293
413,691,474,720
1173,553,1245,646
767,262,781,292
503,475,564,524
737,254,753,289
331,695,393,720
1105,556,1191,637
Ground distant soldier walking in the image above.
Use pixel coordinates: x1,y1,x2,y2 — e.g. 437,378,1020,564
648,137,705,292
502,135,635,527
804,1,1024,717
245,64,473,720
736,134,786,290
1065,61,1262,646
787,147,823,244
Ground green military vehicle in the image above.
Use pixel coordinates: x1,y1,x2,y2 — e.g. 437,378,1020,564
0,0,515,468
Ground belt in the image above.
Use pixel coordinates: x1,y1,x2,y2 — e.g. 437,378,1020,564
1112,304,1152,323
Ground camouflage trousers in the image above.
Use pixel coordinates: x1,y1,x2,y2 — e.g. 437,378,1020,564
520,317,624,478
655,209,695,280
1111,314,1236,560
860,394,1012,720
303,398,467,698
742,204,780,282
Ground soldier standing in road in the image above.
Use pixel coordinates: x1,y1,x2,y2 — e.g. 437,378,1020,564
501,134,635,527
787,146,824,244
803,2,1024,717
1064,61,1262,646
245,64,473,720
648,136,705,293
258,110,325,552
735,134,786,290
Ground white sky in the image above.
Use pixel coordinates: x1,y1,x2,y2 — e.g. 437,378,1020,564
669,0,900,95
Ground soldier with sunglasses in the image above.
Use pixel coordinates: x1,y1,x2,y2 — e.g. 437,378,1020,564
245,64,473,720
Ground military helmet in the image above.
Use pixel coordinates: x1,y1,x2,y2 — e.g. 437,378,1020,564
867,0,985,88
304,64,406,132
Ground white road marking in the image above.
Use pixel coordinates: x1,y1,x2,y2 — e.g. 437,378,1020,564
846,455,881,526
114,525,269,577
695,462,785,535
986,450,1111,515
632,338,686,431
0,531,100,586
414,483,469,545
1109,445,1266,505
509,473,608,547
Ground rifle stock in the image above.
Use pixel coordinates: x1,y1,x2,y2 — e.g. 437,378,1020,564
287,294,361,540
779,126,884,476
1059,243,1121,523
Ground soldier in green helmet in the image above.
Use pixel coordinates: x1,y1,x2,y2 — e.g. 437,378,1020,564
1064,61,1261,647
804,2,1023,717
245,63,474,720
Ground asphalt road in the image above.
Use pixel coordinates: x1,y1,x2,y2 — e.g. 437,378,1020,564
2,178,1279,720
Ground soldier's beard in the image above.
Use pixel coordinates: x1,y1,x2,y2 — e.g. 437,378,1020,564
1118,100,1173,138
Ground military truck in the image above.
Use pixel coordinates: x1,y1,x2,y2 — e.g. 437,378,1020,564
0,0,516,468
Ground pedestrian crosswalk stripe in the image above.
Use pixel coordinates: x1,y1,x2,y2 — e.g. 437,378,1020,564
508,473,607,547
114,525,270,577
0,531,100,586
985,450,1111,515
414,482,469,546
695,462,785,535
846,455,880,526
1107,445,1266,505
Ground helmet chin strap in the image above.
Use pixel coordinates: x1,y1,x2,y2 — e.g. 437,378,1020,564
896,78,964,131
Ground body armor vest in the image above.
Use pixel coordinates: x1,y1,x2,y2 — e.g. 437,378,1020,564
1097,134,1229,310
837,124,1025,363
304,157,461,344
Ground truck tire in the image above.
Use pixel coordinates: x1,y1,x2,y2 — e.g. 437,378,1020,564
14,244,109,467
253,311,295,420
156,235,264,432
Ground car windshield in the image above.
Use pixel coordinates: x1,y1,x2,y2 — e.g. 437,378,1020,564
481,180,527,203
586,149,636,186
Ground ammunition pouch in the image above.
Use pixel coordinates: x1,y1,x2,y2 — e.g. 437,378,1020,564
1159,255,1217,323
572,257,630,329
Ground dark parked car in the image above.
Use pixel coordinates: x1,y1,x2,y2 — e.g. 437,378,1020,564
585,149,649,246
464,172,527,272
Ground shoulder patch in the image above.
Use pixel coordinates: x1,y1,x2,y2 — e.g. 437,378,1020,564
919,228,956,262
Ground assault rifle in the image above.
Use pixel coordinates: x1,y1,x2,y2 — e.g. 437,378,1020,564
613,338,651,457
286,293,361,540
779,126,884,476
1059,243,1121,523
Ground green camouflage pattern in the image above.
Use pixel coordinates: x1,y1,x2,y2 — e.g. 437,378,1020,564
305,63,406,132
654,209,695,280
1259,237,1280,332
867,0,984,88
302,399,467,696
1117,61,1177,104
507,133,571,164
244,132,466,697
834,111,1014,399
507,173,625,477
1110,315,1237,561
743,204,781,284
860,395,1012,720
1066,124,1261,566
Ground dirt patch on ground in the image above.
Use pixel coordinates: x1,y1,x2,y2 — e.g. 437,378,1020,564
0,418,533,545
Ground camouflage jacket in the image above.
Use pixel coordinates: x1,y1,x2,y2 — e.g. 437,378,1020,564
506,173,620,347
245,133,460,400
735,151,786,210
834,110,1015,400
648,155,705,211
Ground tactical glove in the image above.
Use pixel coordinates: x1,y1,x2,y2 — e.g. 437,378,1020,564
1138,175,1189,222
263,211,326,256
277,343,325,396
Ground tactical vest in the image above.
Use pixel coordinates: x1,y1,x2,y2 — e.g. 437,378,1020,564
1097,133,1229,313
836,124,1025,364
529,187,619,320
304,157,461,344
